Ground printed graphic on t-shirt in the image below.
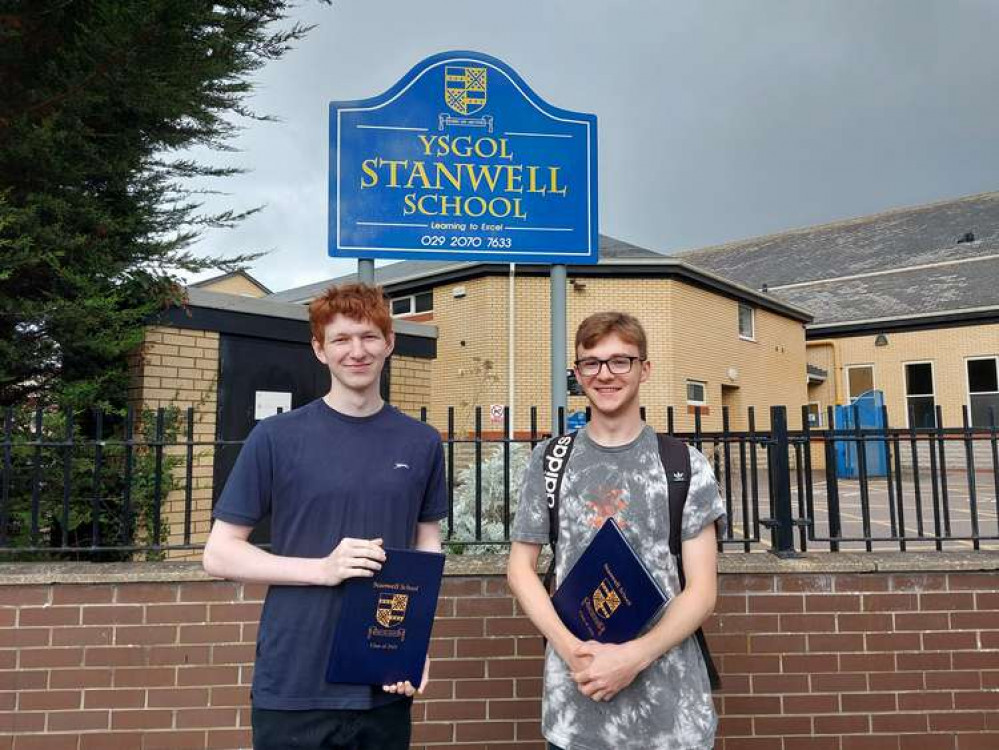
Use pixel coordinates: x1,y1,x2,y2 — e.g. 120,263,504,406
584,486,628,529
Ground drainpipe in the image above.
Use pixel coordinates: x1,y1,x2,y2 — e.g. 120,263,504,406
508,263,515,440
806,339,842,405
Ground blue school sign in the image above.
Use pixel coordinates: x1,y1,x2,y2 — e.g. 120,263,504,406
329,51,598,264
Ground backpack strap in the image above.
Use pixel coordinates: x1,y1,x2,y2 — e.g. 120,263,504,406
656,433,722,691
541,432,577,593
657,434,691,557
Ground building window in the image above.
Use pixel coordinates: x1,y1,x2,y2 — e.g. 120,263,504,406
806,402,823,427
905,362,936,428
686,380,707,405
738,304,755,340
968,357,999,427
390,291,433,317
846,365,875,401
414,291,433,313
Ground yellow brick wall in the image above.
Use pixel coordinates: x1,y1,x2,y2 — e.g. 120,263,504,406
391,354,433,419
367,275,999,438
196,275,267,298
423,275,808,436
665,281,809,432
431,277,512,433
128,325,219,559
812,324,999,427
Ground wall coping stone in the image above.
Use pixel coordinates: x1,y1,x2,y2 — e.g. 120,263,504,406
0,551,996,585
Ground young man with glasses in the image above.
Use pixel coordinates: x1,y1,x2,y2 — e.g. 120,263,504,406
507,311,725,750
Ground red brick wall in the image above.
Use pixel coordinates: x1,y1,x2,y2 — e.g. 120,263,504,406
0,558,996,750
709,568,999,750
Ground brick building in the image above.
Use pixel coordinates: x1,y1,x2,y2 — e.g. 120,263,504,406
269,238,814,436
682,191,999,430
272,190,999,435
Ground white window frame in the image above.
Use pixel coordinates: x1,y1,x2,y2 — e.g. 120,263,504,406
844,364,876,402
738,303,756,341
686,379,707,406
966,355,999,427
903,360,937,429
390,295,415,317
390,292,433,318
806,401,823,428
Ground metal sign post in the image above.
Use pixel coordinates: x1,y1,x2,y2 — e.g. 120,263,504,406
357,259,375,284
551,265,567,435
508,262,516,439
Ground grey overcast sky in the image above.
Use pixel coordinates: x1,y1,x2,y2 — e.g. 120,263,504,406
184,0,999,293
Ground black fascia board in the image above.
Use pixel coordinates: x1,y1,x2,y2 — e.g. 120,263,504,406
807,308,999,339
383,263,812,323
155,304,435,359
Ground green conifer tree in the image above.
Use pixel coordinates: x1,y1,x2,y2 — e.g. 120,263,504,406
0,1,325,407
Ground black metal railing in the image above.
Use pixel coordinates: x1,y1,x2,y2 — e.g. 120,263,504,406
1,403,997,558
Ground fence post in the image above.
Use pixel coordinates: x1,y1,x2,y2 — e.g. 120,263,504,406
824,405,841,551
769,405,797,557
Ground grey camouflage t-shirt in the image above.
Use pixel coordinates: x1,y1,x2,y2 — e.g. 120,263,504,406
511,425,726,750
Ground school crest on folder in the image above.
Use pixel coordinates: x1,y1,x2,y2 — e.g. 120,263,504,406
444,66,487,115
376,593,409,627
592,579,622,619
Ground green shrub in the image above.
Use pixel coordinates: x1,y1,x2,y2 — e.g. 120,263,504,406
1,406,180,560
448,442,530,555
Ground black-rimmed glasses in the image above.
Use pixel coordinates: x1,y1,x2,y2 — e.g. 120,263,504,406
574,356,645,377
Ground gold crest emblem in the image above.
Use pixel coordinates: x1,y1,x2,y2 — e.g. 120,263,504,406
376,593,409,627
444,66,487,115
592,579,621,620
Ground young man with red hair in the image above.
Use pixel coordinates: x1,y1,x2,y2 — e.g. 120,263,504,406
508,311,725,750
204,283,446,750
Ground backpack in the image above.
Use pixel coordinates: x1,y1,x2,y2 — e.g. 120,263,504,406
541,431,722,690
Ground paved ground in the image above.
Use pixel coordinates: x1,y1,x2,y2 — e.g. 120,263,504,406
722,470,999,553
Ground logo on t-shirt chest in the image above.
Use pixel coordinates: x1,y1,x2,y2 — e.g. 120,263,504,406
584,486,629,529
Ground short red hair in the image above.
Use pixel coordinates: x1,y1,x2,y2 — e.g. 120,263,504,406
308,283,392,342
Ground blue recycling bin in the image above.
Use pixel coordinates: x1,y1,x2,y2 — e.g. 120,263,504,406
834,390,888,478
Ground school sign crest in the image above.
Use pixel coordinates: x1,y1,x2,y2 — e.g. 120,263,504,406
444,66,487,116
329,51,599,264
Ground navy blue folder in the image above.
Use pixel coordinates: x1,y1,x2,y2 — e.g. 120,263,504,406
326,548,445,686
551,518,670,644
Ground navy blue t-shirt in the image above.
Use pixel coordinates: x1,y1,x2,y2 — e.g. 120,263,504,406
212,399,447,710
